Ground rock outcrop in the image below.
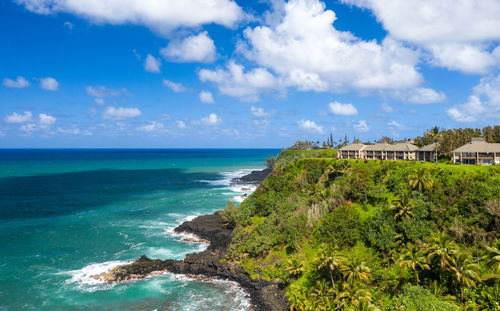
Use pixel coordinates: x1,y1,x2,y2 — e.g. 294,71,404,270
100,212,288,311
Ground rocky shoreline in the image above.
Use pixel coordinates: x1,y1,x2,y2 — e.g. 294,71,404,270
95,168,287,310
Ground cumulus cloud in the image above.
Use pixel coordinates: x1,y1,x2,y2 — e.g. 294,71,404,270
447,74,500,122
144,54,161,73
199,61,280,102
137,121,164,132
328,101,358,115
20,123,37,134
199,91,215,104
405,87,447,104
250,106,270,118
16,0,244,37
201,113,221,126
5,111,32,123
102,107,141,120
162,79,188,92
177,120,188,129
39,113,56,126
353,120,369,133
40,77,59,91
161,32,216,63
342,0,500,74
298,119,324,134
236,0,421,96
3,76,30,88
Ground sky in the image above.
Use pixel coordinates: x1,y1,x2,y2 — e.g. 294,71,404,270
1,0,499,148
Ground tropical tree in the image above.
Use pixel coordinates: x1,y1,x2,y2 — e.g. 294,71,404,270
409,168,433,192
335,283,376,310
449,251,481,299
316,245,345,288
483,239,500,274
340,257,371,283
390,194,415,220
399,244,430,285
424,231,457,269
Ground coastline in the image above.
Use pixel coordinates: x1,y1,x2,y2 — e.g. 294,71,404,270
97,168,288,311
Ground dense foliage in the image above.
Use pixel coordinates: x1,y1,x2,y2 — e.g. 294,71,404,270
222,155,500,310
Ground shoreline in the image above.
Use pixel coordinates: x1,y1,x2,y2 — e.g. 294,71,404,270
95,168,288,311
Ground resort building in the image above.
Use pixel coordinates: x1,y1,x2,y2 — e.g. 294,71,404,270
338,143,367,159
452,137,500,165
416,143,438,162
339,142,418,161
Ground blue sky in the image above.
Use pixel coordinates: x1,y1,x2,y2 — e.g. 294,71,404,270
1,0,499,148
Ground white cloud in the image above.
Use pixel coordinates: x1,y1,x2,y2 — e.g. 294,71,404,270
57,126,80,135
298,119,324,134
199,61,280,101
342,0,500,74
201,113,221,126
162,79,188,93
387,120,406,130
177,120,188,129
94,98,106,105
161,32,216,63
406,87,447,104
380,103,394,113
199,91,215,104
237,0,421,95
447,74,500,122
3,76,30,88
20,123,37,134
63,21,74,29
328,101,358,116
16,0,244,37
353,120,369,133
250,106,270,118
102,107,141,120
40,77,59,91
39,113,56,126
144,54,161,73
5,111,32,123
137,121,164,132
86,86,125,98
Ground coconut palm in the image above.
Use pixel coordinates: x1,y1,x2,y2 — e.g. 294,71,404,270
399,244,430,285
335,283,376,311
409,168,433,192
316,244,345,288
449,251,480,299
340,257,371,283
389,194,415,220
483,239,500,274
424,231,457,269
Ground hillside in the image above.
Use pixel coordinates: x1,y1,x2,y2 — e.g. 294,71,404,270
222,154,500,310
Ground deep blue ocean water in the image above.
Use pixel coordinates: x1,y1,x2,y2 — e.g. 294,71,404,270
0,149,279,311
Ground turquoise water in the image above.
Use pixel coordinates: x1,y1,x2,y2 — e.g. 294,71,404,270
0,149,279,311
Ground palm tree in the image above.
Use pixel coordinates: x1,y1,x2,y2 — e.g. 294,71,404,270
483,239,500,274
424,231,457,270
335,283,376,310
449,251,480,299
409,168,433,192
316,245,345,288
389,194,415,220
399,244,430,285
340,257,371,283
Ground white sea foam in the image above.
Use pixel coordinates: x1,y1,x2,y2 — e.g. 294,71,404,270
62,260,132,291
200,168,262,203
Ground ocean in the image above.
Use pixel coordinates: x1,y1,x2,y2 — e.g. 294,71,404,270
0,149,279,311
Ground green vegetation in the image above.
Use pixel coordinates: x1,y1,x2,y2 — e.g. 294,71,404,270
221,153,500,310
